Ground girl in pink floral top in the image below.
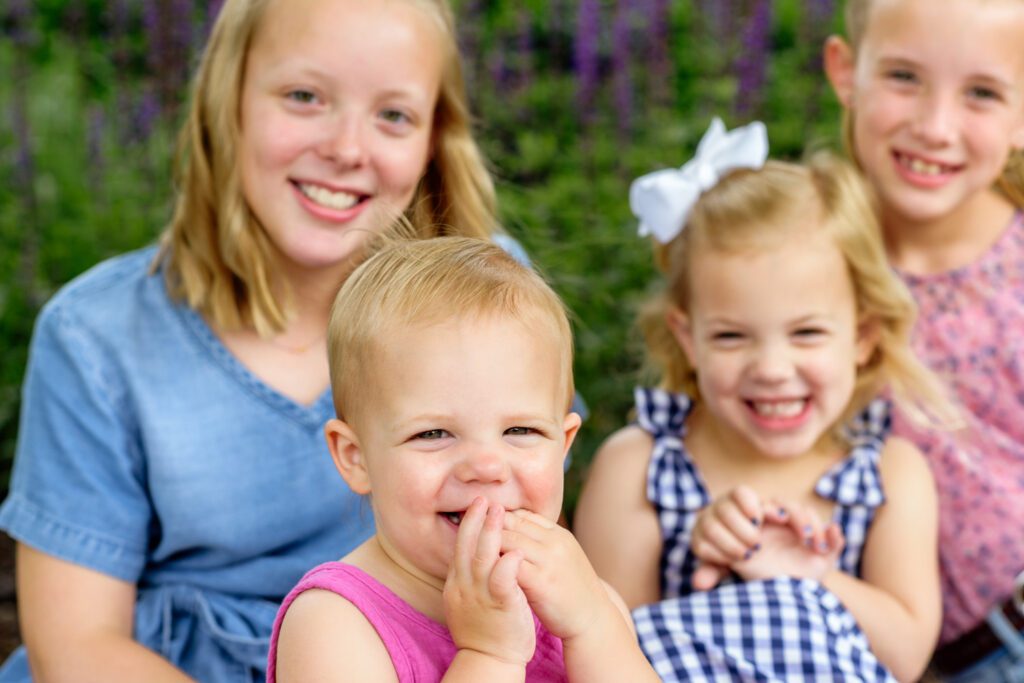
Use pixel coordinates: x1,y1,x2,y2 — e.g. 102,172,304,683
824,0,1024,679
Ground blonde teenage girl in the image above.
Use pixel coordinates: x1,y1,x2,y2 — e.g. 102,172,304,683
0,0,516,680
576,119,955,682
269,237,658,683
823,0,1024,679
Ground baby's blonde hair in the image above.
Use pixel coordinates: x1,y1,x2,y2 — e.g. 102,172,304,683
327,236,575,422
153,0,499,337
838,0,1024,208
641,154,956,431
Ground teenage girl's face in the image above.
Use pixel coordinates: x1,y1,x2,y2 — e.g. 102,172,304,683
238,0,443,280
826,0,1024,229
326,315,580,586
670,232,875,460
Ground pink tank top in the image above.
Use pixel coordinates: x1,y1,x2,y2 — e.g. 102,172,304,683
267,561,568,682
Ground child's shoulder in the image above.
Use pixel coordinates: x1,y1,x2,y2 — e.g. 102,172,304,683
275,586,396,682
593,424,657,469
877,436,934,495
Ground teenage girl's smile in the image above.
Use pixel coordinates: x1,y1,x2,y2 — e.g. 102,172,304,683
291,180,370,220
238,0,444,276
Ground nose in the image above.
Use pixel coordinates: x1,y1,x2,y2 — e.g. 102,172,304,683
453,445,511,485
318,113,368,167
750,342,792,384
911,90,957,147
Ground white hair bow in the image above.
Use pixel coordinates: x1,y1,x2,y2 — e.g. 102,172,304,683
630,118,768,244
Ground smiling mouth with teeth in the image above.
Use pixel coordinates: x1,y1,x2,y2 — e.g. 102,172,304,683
748,399,807,419
894,152,959,177
297,182,365,210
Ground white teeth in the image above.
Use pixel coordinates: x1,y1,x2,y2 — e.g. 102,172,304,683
299,183,359,210
752,400,804,418
904,157,944,176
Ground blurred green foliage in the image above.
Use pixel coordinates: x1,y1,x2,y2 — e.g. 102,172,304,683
0,0,844,514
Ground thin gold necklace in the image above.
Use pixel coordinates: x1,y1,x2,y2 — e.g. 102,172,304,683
266,332,326,355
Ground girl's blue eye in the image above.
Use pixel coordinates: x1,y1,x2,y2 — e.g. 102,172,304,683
415,429,449,440
968,86,1000,102
380,109,410,124
287,90,317,104
886,69,917,84
505,426,535,436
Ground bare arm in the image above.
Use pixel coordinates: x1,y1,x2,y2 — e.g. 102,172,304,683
560,581,659,683
17,544,194,683
820,437,941,682
573,426,661,609
275,589,400,683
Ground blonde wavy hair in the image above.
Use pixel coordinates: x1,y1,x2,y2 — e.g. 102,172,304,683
327,236,575,422
838,0,1024,208
640,154,958,432
153,0,498,336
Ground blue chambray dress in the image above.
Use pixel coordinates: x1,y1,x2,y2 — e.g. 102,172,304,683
0,247,370,682
629,387,897,682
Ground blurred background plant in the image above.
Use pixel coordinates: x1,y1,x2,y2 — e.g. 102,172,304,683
0,0,843,513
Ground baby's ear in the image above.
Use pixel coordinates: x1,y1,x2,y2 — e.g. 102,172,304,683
823,35,856,108
856,316,881,366
324,418,371,495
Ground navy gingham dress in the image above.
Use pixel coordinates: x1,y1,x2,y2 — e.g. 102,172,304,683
629,387,897,682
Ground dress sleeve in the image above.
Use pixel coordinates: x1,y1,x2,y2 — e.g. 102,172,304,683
0,299,150,582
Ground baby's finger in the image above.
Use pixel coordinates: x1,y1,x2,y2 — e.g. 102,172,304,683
489,550,524,603
452,497,487,580
471,503,504,582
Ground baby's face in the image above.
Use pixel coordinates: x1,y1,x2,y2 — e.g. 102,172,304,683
351,314,578,584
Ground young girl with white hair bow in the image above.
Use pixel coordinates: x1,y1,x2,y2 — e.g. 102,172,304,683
575,120,958,682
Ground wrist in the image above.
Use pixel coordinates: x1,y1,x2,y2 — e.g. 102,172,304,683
456,647,528,671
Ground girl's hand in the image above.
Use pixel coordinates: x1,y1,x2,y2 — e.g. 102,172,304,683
690,485,763,589
501,509,609,641
443,498,535,668
732,502,845,583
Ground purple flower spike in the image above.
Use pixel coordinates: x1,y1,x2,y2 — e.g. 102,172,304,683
734,0,773,116
574,0,602,119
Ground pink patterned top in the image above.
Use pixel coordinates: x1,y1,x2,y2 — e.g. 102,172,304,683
891,212,1024,645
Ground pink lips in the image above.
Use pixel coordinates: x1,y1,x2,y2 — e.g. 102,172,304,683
290,181,370,223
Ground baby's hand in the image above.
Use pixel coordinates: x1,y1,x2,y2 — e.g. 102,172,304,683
732,502,845,583
690,485,763,590
443,498,535,668
501,509,608,641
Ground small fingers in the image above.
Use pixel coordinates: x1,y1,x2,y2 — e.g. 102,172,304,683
691,561,730,591
452,497,488,580
471,503,504,582
489,550,524,603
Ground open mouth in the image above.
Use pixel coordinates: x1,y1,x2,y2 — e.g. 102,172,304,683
893,151,961,178
746,398,807,418
295,182,369,211
441,511,465,526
